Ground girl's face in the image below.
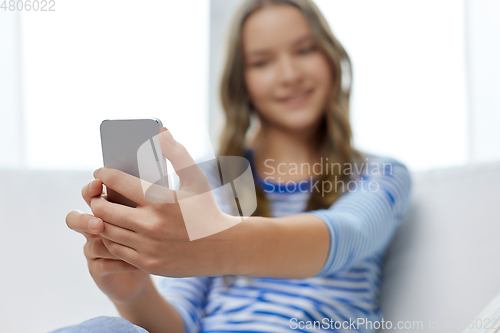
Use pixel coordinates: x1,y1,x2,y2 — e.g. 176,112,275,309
243,4,332,133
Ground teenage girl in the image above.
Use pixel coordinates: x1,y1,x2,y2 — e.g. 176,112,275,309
60,0,411,332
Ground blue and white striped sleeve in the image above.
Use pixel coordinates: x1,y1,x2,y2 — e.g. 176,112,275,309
309,156,412,277
157,276,211,333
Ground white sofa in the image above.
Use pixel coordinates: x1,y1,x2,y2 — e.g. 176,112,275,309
379,161,500,332
1,161,499,333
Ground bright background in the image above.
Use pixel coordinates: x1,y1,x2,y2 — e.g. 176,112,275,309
209,0,500,171
0,0,212,171
0,0,499,171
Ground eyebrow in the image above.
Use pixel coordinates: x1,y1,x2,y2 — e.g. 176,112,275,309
245,34,315,58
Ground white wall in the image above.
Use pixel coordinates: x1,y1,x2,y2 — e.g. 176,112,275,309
208,0,500,172
316,0,467,171
19,0,211,171
2,0,499,172
0,10,25,167
466,0,500,163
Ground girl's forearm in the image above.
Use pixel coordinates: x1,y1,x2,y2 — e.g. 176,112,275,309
232,214,330,279
113,277,185,333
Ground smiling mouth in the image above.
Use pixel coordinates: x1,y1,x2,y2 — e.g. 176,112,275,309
279,89,313,107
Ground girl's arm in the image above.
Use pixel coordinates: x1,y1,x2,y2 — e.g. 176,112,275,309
232,158,412,279
113,277,185,333
156,277,213,333
111,276,212,333
89,130,411,280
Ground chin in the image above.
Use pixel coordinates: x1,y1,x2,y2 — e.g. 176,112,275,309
258,104,324,133
282,108,323,130
278,115,323,133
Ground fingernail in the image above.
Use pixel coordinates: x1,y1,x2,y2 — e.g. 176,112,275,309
93,168,102,178
89,218,100,231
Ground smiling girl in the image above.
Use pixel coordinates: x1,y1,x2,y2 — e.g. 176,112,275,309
59,0,411,333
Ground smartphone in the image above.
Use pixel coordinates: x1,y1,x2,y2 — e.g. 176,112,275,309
100,118,169,207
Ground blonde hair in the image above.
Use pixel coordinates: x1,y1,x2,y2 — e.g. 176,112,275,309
218,0,364,220
218,0,364,288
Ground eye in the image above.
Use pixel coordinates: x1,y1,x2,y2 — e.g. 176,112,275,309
251,60,269,68
298,45,318,55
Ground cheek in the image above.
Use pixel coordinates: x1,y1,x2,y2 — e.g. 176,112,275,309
245,69,274,104
304,54,332,89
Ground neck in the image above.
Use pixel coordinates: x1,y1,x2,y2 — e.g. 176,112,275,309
249,120,325,180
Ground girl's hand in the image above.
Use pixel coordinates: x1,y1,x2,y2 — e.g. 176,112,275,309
66,179,152,305
88,128,247,277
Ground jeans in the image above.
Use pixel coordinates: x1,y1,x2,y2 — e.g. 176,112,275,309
48,316,149,333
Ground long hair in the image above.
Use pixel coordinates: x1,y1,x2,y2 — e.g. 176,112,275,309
219,0,365,219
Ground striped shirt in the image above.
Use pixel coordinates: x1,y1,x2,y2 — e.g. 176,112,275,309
158,150,412,333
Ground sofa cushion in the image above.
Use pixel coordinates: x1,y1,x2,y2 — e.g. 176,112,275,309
380,161,500,332
0,168,119,333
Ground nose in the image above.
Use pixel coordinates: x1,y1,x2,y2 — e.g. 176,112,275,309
276,54,303,86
